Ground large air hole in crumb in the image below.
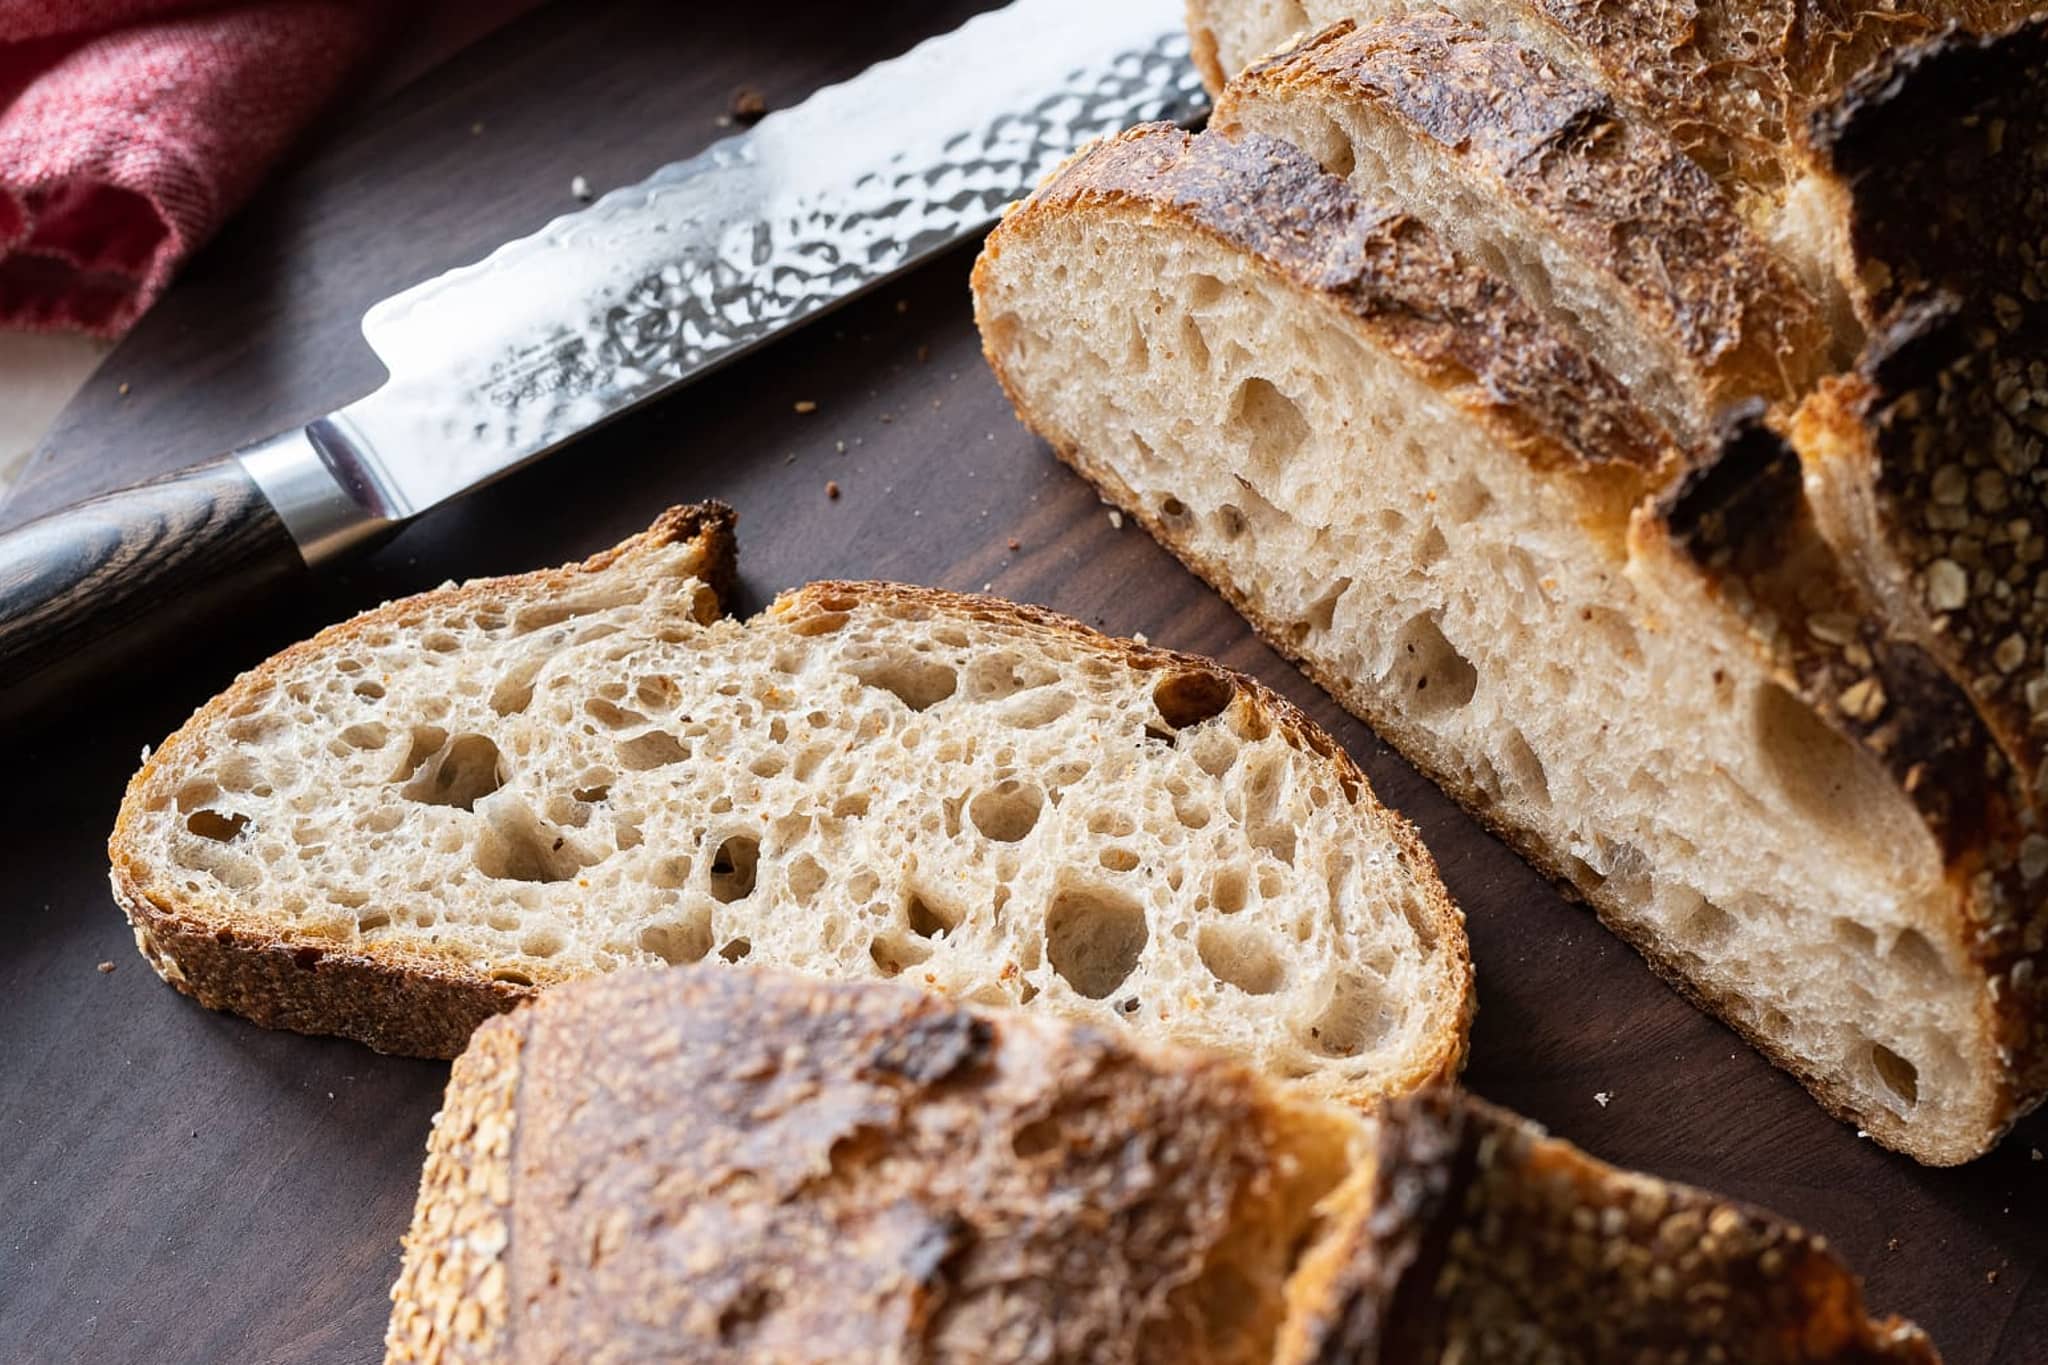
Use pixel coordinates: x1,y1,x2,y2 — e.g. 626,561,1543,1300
472,802,592,884
969,781,1043,842
870,932,932,978
1889,928,1946,981
585,698,647,731
718,938,753,963
1153,670,1233,731
1186,273,1225,309
1753,682,1923,863
616,731,691,771
1198,924,1285,995
964,652,1058,702
1871,1043,1919,1108
1833,917,1878,954
401,734,506,811
640,914,711,965
1228,377,1309,477
1383,614,1477,716
1302,972,1391,1057
1099,847,1139,872
786,854,827,904
997,689,1073,729
851,657,957,711
490,658,546,716
1680,898,1736,947
186,809,249,842
1211,867,1249,914
1499,729,1549,806
906,890,959,940
1045,885,1148,999
337,723,388,751
709,835,759,903
394,726,447,782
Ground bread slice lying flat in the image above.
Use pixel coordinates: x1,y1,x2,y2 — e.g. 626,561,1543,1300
384,966,1936,1365
973,121,2047,1163
109,505,1471,1105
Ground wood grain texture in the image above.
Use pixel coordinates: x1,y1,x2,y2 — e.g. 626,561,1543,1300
0,3,2041,1363
0,457,301,715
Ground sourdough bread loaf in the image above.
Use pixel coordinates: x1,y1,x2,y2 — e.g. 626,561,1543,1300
108,506,1471,1106
384,966,1936,1364
972,118,2045,1163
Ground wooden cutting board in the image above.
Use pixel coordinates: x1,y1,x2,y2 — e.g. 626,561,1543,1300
1,3,2040,1360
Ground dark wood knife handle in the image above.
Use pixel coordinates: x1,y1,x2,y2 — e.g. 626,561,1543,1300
0,456,306,711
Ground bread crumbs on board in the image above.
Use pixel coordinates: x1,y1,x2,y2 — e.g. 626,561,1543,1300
825,481,840,500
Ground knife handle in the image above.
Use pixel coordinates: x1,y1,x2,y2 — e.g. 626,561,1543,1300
0,447,337,713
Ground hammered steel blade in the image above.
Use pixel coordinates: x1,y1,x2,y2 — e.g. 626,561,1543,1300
315,0,1207,518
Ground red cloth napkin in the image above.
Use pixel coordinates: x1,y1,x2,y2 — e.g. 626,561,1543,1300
0,1,387,337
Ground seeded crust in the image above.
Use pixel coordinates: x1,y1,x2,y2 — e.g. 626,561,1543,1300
384,966,1367,1365
1215,15,1836,429
106,503,739,1060
1004,122,1675,495
387,970,1935,1364
1276,1090,1940,1364
1644,413,2047,1151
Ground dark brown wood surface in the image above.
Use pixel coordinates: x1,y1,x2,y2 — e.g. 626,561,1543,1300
1,4,2041,1362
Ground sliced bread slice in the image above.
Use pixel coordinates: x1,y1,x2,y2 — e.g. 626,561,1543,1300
385,966,1936,1365
109,505,1471,1106
1211,15,1838,446
972,122,2043,1162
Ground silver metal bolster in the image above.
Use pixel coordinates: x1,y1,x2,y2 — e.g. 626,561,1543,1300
234,428,393,567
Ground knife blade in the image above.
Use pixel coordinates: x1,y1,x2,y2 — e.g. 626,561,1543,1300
0,0,1207,709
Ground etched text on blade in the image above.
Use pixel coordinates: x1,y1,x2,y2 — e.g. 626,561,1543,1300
342,4,1206,517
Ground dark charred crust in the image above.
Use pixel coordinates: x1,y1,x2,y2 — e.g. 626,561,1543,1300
1017,122,1675,480
866,1011,995,1086
1808,14,2048,322
1225,15,1826,402
449,968,1345,1363
1293,1091,1939,1362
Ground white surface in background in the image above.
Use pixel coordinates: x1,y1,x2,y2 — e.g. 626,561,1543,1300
0,333,108,502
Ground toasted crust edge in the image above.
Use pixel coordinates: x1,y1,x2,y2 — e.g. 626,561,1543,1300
1279,1090,1942,1362
383,1010,523,1364
108,502,739,1060
1216,15,1834,416
108,511,1474,1099
987,121,1677,486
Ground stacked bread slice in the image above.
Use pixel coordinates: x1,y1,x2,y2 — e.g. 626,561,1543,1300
109,506,1471,1107
384,966,1937,1364
973,15,2048,1161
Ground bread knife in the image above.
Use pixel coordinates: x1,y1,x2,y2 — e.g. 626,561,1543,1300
0,0,1207,710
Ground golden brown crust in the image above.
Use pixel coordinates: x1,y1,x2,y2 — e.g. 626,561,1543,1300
107,502,739,1059
392,966,1362,1365
1486,0,2034,214
1280,1091,1942,1364
1001,122,1677,488
1218,15,1833,412
384,1015,523,1364
109,510,1474,1095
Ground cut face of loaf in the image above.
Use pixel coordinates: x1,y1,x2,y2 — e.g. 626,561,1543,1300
109,505,1471,1106
385,967,1936,1365
972,122,2039,1162
1212,15,1839,447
